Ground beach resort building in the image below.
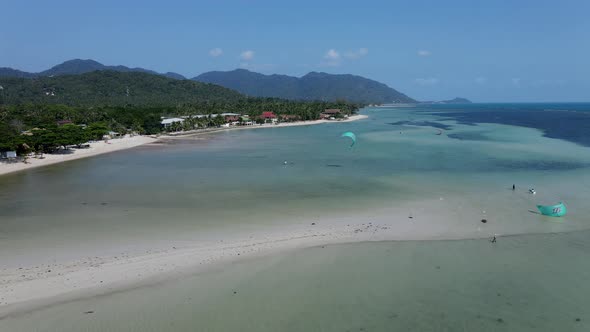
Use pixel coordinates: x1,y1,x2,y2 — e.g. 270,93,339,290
259,112,278,123
280,114,301,122
160,117,185,128
320,109,341,120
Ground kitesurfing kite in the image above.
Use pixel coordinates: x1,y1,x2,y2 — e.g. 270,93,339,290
537,202,567,217
341,132,356,147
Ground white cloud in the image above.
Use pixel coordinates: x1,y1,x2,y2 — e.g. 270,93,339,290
240,50,255,61
324,49,340,60
414,78,439,86
344,48,369,60
475,77,487,84
209,48,223,57
322,49,341,66
417,50,431,56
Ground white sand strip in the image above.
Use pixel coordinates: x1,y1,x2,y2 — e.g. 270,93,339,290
0,193,576,318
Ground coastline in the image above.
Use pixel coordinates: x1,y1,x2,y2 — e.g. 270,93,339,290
0,115,368,177
159,114,368,139
0,191,578,318
0,136,157,177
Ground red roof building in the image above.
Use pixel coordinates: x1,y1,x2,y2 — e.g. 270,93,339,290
261,112,277,119
225,115,240,122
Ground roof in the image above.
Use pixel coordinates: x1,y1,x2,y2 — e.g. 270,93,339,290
57,120,73,125
261,111,277,118
161,118,185,125
323,109,341,114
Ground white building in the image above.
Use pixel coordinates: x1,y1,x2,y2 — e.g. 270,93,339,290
161,118,185,128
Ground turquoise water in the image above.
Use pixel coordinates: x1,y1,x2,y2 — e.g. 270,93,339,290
2,106,590,264
3,232,589,331
1,104,590,330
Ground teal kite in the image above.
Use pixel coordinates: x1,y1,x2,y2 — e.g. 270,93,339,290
341,132,356,147
537,202,567,217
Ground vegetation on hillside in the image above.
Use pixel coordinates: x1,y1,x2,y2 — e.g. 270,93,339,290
0,70,359,156
0,71,243,106
194,69,416,104
0,59,186,80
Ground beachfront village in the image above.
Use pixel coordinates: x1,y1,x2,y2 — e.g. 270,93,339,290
160,108,348,132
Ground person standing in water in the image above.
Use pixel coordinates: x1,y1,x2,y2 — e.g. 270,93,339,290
512,184,515,191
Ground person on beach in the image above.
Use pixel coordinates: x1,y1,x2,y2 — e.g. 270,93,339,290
491,236,497,243
512,184,515,191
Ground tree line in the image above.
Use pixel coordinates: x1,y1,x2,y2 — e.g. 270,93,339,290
0,99,359,155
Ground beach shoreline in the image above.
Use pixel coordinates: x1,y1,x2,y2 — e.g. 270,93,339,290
0,191,577,319
0,136,157,177
0,115,368,177
159,114,368,139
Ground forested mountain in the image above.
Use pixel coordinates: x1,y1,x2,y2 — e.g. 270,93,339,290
0,69,361,154
0,71,242,106
0,59,186,80
0,68,36,79
194,69,416,104
2,61,417,104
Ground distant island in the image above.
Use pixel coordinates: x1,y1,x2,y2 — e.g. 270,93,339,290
439,97,472,104
420,97,472,104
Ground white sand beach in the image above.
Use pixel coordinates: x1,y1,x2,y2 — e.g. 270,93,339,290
0,136,157,177
0,190,581,318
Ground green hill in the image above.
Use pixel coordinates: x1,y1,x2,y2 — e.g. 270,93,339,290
0,59,186,80
194,69,416,104
0,70,243,106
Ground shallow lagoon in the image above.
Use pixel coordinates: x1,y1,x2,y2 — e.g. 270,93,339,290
1,104,590,330
3,231,589,332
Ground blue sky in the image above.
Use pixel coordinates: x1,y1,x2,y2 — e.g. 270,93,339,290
1,0,589,102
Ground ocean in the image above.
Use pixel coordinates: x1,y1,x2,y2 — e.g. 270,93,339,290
1,103,590,331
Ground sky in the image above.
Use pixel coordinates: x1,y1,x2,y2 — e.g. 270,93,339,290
1,0,589,102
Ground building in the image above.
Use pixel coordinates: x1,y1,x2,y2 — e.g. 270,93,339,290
320,109,341,120
56,120,73,126
225,115,240,123
160,117,185,128
258,112,278,123
323,109,341,115
280,114,301,122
